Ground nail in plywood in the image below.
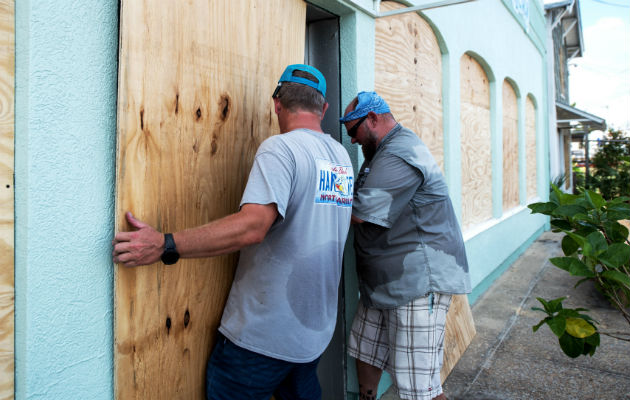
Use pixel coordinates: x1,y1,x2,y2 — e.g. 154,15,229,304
376,2,474,383
502,80,519,211
375,1,444,171
526,96,537,200
461,54,492,230
115,1,305,398
0,1,13,398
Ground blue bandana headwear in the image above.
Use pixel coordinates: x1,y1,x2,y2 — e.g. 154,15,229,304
274,64,326,97
339,91,391,122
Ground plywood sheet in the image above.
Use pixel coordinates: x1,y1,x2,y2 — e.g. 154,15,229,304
115,1,305,398
461,54,492,230
526,96,537,200
502,80,519,211
0,1,13,398
441,294,476,382
375,1,444,170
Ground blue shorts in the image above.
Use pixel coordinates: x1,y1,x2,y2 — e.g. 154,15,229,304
206,333,322,400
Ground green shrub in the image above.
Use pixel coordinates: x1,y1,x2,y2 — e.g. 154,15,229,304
528,185,630,357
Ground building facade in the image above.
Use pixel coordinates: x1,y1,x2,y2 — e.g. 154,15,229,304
7,0,550,399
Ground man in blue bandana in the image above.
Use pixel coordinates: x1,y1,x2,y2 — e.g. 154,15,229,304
341,91,471,400
114,65,353,400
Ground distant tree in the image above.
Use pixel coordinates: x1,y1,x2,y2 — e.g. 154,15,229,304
589,129,630,199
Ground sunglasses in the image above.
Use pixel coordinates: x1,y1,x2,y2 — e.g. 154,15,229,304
346,115,368,138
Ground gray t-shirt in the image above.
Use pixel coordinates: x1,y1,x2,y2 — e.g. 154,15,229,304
353,124,471,308
219,129,353,363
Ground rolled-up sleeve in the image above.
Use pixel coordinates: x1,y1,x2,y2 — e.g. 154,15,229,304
352,152,423,228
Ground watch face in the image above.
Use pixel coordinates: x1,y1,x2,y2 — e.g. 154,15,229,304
161,250,180,265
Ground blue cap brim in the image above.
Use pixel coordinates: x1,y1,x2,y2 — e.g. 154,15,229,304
278,64,326,97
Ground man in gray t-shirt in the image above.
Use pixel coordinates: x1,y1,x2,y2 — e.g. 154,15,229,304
341,92,470,400
113,65,352,400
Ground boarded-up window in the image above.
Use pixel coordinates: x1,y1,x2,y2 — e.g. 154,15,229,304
375,1,444,170
0,0,14,398
526,95,538,199
115,1,306,398
461,54,492,230
502,80,519,211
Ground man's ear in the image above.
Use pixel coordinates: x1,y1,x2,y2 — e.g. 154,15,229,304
320,102,329,120
367,111,378,127
273,98,282,115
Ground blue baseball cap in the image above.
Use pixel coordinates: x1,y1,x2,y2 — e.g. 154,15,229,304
339,91,390,122
274,64,326,97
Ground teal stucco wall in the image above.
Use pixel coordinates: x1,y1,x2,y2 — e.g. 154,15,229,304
14,1,119,399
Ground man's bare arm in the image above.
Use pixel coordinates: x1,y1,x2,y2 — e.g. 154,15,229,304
113,203,278,267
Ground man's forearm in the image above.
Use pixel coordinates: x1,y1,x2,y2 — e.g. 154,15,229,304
113,203,277,267
174,205,276,258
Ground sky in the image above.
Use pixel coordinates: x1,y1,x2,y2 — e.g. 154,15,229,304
568,0,630,132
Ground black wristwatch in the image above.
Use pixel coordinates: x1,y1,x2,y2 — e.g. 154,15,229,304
161,233,180,265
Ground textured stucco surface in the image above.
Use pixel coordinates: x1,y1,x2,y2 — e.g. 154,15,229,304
15,1,118,399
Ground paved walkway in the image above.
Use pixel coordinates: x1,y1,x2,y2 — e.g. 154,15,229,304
381,231,630,400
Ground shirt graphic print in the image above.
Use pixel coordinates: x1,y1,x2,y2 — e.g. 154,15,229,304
315,158,353,208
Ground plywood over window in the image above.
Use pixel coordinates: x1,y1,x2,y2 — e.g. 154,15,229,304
502,80,519,211
0,0,13,398
115,1,305,398
375,1,444,170
526,96,538,200
461,54,492,230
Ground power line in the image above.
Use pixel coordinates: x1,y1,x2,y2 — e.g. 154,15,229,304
589,0,630,8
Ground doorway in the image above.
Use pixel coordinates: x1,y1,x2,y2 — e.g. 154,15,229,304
305,3,345,399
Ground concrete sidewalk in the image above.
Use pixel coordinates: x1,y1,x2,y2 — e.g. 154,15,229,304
382,230,630,400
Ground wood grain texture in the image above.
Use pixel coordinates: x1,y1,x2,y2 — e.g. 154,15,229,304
525,96,537,200
460,54,492,230
441,294,476,382
502,80,519,211
375,1,444,171
115,1,305,398
0,1,13,398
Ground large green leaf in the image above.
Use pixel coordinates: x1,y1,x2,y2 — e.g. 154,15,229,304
551,219,573,231
585,191,606,209
536,297,565,313
583,231,607,257
565,318,596,338
550,257,595,277
532,317,549,332
559,334,584,358
561,235,579,256
599,243,630,269
603,221,629,244
609,196,630,204
553,205,588,218
548,316,566,337
529,202,558,215
585,332,600,347
601,270,630,287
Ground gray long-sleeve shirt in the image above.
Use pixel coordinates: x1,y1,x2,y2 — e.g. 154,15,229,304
353,124,471,308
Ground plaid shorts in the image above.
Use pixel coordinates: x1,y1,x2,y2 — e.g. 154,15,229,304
348,293,452,400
